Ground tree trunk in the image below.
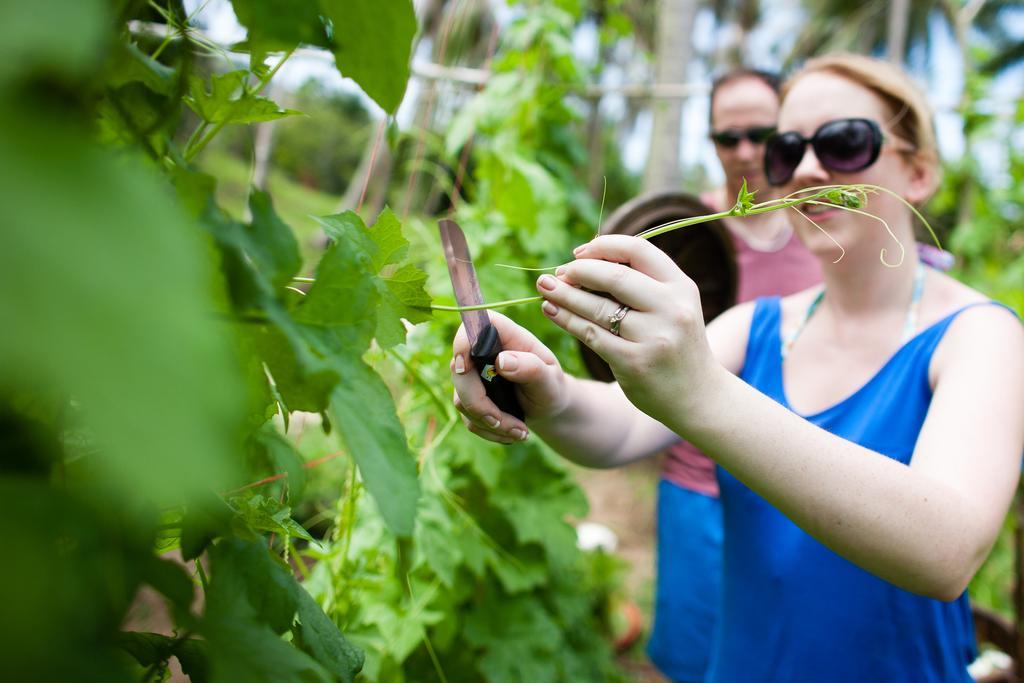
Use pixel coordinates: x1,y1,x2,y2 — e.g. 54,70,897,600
251,86,291,190
641,0,698,193
337,122,392,218
886,0,911,64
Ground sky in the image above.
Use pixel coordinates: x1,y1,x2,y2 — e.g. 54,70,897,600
184,0,1023,187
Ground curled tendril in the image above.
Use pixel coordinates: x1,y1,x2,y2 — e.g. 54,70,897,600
792,205,846,263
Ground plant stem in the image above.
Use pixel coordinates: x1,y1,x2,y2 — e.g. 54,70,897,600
289,539,311,581
195,559,209,594
338,465,360,576
387,348,452,418
430,296,543,312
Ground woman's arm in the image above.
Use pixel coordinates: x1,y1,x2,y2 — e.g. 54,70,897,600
541,235,1024,599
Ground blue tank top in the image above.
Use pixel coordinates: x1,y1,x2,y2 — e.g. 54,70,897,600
709,297,1007,683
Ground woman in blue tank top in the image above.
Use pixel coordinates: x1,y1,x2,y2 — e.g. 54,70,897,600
450,53,1024,682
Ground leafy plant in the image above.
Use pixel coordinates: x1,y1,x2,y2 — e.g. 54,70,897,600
1,0,421,680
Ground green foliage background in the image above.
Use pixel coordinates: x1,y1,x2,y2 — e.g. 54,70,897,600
0,1,628,682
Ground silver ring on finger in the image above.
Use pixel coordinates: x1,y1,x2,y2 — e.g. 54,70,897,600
608,304,630,336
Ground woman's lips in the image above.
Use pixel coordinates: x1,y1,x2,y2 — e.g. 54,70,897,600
801,204,842,221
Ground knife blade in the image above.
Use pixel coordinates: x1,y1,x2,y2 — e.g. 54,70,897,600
439,219,525,422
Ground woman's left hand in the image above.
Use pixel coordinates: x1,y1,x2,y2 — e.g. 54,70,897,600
536,235,718,424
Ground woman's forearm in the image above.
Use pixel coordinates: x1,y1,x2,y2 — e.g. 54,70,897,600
675,368,1004,600
528,375,677,468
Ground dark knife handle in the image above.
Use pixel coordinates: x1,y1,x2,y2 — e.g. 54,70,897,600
470,324,525,422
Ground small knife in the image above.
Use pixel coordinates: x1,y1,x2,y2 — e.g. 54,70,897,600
439,219,525,422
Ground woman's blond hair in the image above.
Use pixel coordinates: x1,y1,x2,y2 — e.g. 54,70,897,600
782,53,940,172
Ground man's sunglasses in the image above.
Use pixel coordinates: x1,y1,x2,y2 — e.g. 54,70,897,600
764,117,911,186
709,126,776,148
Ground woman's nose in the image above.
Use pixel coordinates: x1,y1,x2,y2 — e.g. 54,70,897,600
790,146,830,187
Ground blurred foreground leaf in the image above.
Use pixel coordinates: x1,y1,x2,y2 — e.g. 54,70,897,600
0,106,245,502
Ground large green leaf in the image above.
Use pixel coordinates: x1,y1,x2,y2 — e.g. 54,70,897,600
365,208,433,345
247,190,302,291
203,539,362,683
315,209,432,349
230,0,330,53
0,107,245,503
319,0,417,113
293,583,365,683
329,361,420,538
207,539,299,635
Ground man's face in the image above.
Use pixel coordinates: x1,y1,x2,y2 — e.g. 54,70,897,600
710,77,780,190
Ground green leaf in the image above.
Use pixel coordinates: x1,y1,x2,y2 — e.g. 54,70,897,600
117,631,177,666
329,361,420,538
292,583,364,683
185,71,303,125
207,539,298,635
314,209,431,349
203,538,362,683
0,107,245,504
734,178,755,214
318,0,417,113
463,593,563,683
0,0,109,88
247,190,302,291
294,224,378,343
117,633,210,683
365,207,409,272
249,323,340,414
413,498,461,587
364,209,432,338
360,596,444,663
181,495,235,561
105,42,176,95
144,557,195,614
251,423,307,499
230,0,330,54
203,617,330,683
491,445,587,570
230,494,317,545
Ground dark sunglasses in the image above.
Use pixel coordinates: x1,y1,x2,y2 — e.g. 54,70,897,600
710,126,776,148
765,117,907,186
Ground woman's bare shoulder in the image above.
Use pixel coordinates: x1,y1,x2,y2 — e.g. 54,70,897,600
928,270,1023,380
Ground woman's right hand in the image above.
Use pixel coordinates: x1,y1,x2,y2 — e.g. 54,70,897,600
451,310,569,445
